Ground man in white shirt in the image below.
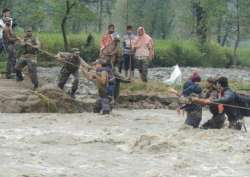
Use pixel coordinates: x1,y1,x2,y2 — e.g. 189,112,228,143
0,8,13,54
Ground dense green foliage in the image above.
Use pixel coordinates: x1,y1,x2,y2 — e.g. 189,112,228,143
0,0,250,68
1,33,249,70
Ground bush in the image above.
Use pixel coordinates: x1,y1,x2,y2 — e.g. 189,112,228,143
238,48,250,67
200,42,232,67
152,40,233,68
9,32,248,68
36,33,101,66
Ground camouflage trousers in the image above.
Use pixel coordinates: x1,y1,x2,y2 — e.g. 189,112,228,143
93,96,112,114
185,109,202,128
6,44,17,78
15,58,38,88
201,113,226,129
58,67,79,96
135,58,149,82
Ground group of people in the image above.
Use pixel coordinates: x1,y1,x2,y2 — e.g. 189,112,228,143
0,8,41,89
100,24,154,82
0,8,249,129
89,24,155,114
0,7,155,115
171,72,248,131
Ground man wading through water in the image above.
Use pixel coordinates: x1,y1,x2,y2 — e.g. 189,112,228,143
56,48,91,98
170,72,203,128
88,59,114,114
194,77,244,130
200,77,226,129
133,27,154,82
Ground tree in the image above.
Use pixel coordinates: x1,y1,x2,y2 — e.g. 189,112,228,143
49,0,97,51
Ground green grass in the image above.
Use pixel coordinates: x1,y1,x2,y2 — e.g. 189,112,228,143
120,80,178,96
238,48,250,67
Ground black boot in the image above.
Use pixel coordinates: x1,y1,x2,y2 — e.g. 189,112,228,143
33,83,38,90
67,90,76,99
16,70,24,81
229,121,242,130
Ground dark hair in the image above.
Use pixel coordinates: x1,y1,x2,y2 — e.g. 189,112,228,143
191,72,201,82
217,77,228,88
2,8,10,15
127,25,133,30
108,24,115,29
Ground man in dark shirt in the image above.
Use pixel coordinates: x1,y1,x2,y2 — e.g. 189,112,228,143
201,77,226,129
203,77,243,130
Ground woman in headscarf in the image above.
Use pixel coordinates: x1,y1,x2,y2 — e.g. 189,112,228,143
133,27,154,82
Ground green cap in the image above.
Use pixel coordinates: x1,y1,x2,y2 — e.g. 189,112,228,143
70,48,80,53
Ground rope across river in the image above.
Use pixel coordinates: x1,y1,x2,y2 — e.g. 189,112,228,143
17,38,131,82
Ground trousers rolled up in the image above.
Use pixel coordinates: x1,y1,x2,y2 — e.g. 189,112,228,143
15,58,38,88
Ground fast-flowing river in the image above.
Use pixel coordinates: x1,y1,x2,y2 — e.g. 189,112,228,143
0,110,249,177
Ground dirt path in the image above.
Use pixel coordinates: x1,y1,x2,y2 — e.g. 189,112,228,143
0,110,249,177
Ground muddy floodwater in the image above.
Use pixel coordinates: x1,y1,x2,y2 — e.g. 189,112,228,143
0,110,249,177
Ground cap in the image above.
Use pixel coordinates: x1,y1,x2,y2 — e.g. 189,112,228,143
70,48,80,53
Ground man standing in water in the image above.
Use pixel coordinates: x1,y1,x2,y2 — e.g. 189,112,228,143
200,77,244,130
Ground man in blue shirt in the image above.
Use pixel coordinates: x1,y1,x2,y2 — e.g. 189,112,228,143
120,25,137,79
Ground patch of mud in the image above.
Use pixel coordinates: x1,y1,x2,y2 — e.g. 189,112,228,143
0,79,94,113
118,94,179,110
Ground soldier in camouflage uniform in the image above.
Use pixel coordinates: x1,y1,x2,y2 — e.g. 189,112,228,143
3,17,17,79
15,27,40,89
56,48,90,98
201,77,226,129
